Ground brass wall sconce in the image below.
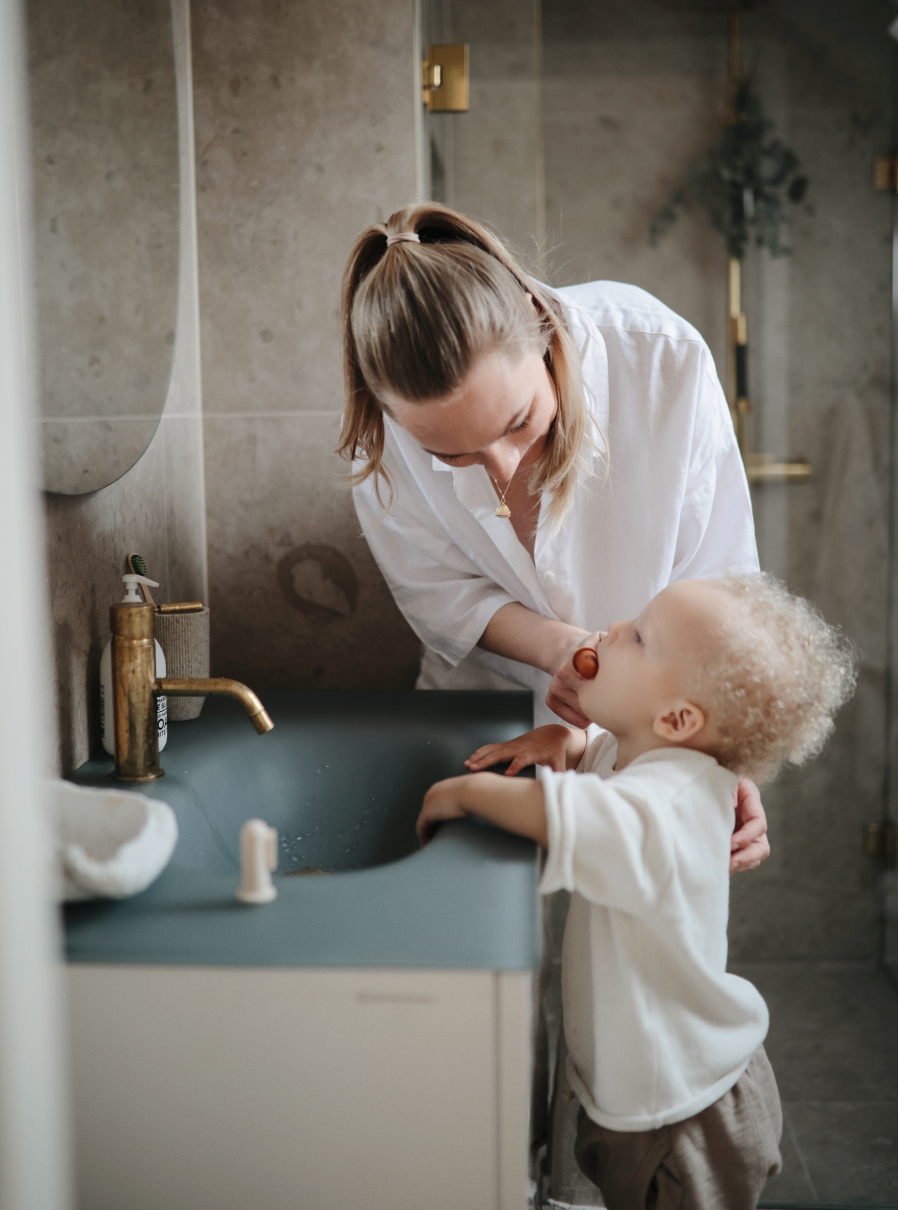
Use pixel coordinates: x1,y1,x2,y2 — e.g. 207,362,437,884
422,44,469,112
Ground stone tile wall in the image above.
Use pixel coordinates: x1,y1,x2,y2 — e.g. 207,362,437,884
43,0,207,774
191,0,421,692
726,1,893,961
540,0,893,961
425,0,545,267
445,0,893,960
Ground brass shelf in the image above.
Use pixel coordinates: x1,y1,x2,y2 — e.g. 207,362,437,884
745,456,811,485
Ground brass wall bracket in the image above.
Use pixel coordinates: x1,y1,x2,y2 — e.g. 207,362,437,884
874,157,898,192
727,258,812,485
864,821,897,869
423,44,469,112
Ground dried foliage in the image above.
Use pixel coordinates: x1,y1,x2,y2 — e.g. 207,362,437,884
650,81,808,260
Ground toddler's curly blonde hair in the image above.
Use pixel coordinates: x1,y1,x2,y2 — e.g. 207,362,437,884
693,574,857,785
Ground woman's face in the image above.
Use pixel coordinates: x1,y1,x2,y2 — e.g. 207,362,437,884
380,349,558,485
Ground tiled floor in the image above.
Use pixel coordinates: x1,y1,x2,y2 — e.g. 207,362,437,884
729,961,898,1208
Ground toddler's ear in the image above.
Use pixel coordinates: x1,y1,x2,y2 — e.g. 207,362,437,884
653,700,706,744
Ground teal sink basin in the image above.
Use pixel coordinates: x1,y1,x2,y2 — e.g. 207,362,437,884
64,690,541,971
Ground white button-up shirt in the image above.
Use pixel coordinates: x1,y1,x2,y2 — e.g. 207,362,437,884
353,281,759,725
538,734,769,1130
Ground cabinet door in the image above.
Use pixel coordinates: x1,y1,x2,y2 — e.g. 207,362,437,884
68,965,530,1210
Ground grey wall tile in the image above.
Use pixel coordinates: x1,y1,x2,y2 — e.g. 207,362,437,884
162,414,207,604
730,962,898,1104
45,435,170,773
204,414,420,691
191,0,418,418
42,0,206,773
542,70,728,375
448,80,544,262
786,1102,898,1205
541,0,891,963
761,1108,818,1204
426,0,545,265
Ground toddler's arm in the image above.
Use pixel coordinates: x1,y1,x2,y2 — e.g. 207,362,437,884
465,724,588,776
416,772,548,848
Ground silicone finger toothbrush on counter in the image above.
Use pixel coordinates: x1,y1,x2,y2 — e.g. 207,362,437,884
236,820,278,904
128,552,203,613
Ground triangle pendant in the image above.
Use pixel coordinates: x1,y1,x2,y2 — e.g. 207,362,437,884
495,502,512,519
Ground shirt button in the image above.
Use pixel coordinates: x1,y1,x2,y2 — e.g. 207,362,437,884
542,571,555,585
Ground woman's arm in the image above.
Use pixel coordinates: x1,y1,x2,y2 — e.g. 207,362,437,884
479,602,595,726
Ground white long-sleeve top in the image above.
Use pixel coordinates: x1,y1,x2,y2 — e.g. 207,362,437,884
538,733,769,1132
353,281,758,726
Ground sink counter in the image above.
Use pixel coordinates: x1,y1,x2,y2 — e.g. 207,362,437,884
65,689,541,970
64,691,539,1209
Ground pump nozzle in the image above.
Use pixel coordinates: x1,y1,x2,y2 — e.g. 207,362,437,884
122,574,160,605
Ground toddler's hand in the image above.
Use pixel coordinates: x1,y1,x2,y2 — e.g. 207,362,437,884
465,724,587,776
416,776,471,846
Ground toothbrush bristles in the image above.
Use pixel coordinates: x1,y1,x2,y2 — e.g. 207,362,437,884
129,553,147,577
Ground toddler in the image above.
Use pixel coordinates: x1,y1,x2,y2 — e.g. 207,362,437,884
416,573,856,1210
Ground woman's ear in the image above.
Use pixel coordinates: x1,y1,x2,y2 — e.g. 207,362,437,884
652,700,706,744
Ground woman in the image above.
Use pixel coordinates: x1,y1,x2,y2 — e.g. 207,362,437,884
339,202,764,850
338,200,769,1200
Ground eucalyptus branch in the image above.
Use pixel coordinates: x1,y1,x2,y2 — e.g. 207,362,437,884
650,81,808,260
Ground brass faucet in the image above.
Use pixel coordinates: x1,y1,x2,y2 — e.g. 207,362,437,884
109,601,274,781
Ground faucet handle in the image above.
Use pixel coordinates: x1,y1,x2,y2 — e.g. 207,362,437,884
236,820,278,905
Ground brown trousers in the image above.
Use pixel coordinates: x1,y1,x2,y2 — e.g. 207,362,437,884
574,1046,783,1210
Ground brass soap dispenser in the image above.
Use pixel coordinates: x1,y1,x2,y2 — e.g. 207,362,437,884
100,575,167,761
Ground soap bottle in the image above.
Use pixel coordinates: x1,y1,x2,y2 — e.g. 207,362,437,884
100,575,167,757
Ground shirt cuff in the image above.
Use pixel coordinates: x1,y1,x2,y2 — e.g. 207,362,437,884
537,765,575,895
409,588,516,668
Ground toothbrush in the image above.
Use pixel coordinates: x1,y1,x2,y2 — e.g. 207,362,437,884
128,554,156,606
127,552,203,613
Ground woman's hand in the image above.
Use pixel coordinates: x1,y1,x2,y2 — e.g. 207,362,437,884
546,632,604,727
465,725,587,775
478,606,591,724
730,777,770,873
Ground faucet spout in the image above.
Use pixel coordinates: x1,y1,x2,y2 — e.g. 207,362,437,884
109,600,273,781
154,678,274,734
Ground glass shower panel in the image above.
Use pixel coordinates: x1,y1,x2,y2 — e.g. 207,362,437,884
421,0,545,266
422,0,898,1204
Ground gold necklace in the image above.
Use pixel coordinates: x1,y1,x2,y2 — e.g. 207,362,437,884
490,475,512,519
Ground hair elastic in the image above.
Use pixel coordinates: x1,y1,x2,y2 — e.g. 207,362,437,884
386,231,420,247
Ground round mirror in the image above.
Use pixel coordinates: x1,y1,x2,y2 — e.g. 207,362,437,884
28,0,180,495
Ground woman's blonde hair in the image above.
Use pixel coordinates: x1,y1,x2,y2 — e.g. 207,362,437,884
337,203,596,525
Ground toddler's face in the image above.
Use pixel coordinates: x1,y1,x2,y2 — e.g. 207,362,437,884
576,581,727,739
